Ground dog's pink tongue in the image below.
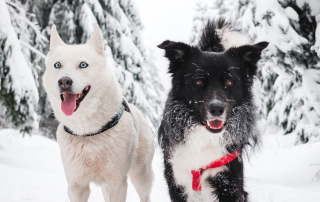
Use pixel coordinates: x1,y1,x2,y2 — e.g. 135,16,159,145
209,120,224,130
61,92,77,116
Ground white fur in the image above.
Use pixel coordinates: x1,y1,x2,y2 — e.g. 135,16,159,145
216,28,249,50
43,24,155,202
170,125,228,202
49,24,65,51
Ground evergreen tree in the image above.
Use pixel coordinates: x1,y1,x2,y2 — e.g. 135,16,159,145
191,0,320,143
1,0,164,136
0,0,40,134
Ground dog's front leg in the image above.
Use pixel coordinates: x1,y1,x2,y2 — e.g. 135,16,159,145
112,178,128,202
68,182,90,202
208,172,248,202
101,177,128,202
164,161,188,202
101,184,111,202
208,158,248,202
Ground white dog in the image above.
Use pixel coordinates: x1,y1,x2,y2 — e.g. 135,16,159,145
43,23,155,202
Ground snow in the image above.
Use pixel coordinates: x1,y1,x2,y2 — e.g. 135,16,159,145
0,0,39,103
0,0,39,129
0,129,169,202
311,25,320,58
133,0,199,91
284,7,299,21
245,133,320,202
251,0,308,52
79,3,98,41
302,69,320,116
246,133,320,185
296,0,320,57
86,0,104,22
296,0,320,16
1,129,319,202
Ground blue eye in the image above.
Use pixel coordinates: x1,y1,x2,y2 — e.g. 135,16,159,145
79,62,88,68
54,62,61,69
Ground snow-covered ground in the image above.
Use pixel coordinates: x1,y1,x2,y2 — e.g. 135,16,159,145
0,129,319,202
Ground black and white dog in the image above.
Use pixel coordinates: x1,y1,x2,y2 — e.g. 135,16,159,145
158,19,268,202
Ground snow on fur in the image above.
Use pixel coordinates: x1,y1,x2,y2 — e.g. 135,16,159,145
191,0,320,144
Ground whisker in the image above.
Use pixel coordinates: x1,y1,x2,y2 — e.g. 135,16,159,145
191,62,200,69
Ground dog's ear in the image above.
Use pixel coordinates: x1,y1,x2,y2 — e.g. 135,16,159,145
158,40,193,63
49,24,65,51
87,23,104,55
227,41,268,77
229,41,269,64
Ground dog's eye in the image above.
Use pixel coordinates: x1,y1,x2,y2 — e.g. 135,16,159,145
225,79,234,87
79,62,88,68
54,62,61,69
194,79,204,87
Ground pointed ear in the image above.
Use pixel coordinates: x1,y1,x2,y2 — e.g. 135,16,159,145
87,23,104,54
157,40,193,63
232,41,269,64
50,24,65,51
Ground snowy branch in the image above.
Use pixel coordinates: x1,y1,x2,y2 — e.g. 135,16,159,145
20,40,46,61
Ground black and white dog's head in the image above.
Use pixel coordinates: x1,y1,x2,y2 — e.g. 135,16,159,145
158,40,268,133
158,20,268,152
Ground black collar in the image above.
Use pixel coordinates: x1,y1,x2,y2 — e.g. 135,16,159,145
64,99,131,137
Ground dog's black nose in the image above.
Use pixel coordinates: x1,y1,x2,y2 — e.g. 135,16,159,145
209,103,224,116
58,77,73,89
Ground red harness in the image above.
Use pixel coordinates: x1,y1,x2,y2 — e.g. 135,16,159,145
191,150,240,191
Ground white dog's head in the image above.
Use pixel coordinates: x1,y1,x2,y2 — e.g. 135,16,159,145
43,23,115,124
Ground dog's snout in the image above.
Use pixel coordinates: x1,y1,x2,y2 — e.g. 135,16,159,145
209,103,224,117
58,77,73,89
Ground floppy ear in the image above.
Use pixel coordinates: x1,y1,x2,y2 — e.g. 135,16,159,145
87,23,104,54
233,41,269,64
49,24,65,51
157,40,193,63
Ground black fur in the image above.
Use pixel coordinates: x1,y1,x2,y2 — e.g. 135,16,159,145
198,19,239,52
208,157,248,202
158,19,268,202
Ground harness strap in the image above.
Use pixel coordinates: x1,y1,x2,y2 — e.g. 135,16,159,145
191,150,240,191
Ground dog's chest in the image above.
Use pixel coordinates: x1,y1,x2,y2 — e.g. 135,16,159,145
170,125,227,201
57,128,134,179
60,134,114,169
